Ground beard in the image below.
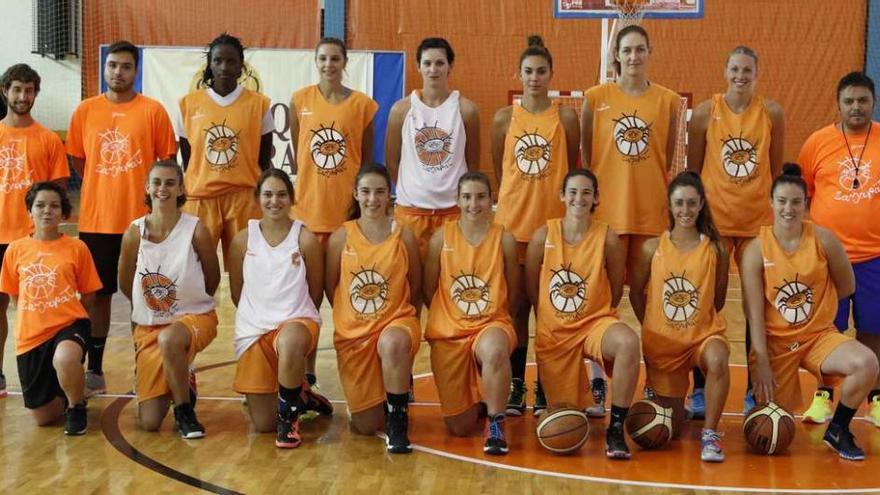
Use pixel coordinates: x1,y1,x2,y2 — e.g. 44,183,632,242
9,100,33,116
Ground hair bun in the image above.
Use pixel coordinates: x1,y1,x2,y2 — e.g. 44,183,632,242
527,35,545,48
781,162,803,178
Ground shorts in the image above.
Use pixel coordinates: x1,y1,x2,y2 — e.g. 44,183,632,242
749,329,850,412
233,318,320,394
17,319,89,409
335,316,421,414
133,311,218,403
536,316,618,410
183,188,260,267
835,256,880,333
429,323,517,417
79,232,123,295
394,204,460,259
644,335,729,398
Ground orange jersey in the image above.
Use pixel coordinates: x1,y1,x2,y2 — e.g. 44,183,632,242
426,222,513,340
179,88,271,198
495,102,569,242
291,86,378,233
0,235,102,354
758,223,838,339
641,233,726,371
584,82,680,235
702,94,774,237
798,123,880,262
332,221,418,347
0,122,69,243
66,94,177,234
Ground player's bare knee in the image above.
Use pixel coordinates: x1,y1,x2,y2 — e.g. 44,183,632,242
378,331,410,361
157,325,187,354
52,343,83,371
276,328,310,358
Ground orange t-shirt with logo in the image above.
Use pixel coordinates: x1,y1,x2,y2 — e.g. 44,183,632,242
66,94,177,234
179,88,271,199
0,235,103,354
584,82,680,235
495,102,568,242
291,86,378,233
0,122,70,243
798,123,880,263
702,94,774,237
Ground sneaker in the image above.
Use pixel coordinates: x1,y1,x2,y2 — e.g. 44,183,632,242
700,428,725,462
64,401,88,436
301,388,334,416
0,373,7,398
505,378,526,416
483,418,509,455
605,422,631,460
585,378,607,418
687,388,706,420
384,404,412,454
867,395,880,428
823,423,865,461
803,390,833,424
84,371,106,398
533,381,547,417
275,412,302,449
174,403,205,439
743,389,757,415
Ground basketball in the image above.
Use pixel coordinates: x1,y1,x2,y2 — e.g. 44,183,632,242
624,400,674,449
535,407,590,454
743,402,796,455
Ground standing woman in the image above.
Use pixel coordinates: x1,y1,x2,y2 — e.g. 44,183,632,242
629,171,730,463
325,164,422,454
492,35,579,415
424,172,520,455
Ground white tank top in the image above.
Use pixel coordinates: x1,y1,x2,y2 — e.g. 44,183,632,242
131,213,215,326
396,90,468,209
234,219,322,357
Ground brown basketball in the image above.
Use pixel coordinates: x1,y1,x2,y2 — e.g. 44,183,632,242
624,400,674,449
743,402,796,455
535,407,590,454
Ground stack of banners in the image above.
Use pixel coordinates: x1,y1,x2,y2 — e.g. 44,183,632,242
99,45,405,175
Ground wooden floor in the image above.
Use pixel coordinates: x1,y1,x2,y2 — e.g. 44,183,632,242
2,271,879,494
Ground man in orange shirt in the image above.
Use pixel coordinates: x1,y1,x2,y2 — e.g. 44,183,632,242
66,41,178,397
0,64,70,398
798,72,880,427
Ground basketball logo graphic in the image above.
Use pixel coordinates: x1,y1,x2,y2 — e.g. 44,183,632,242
309,122,347,173
203,120,239,170
662,272,699,323
774,276,813,325
414,123,453,171
97,127,142,176
0,144,28,190
548,264,586,313
837,157,871,191
22,261,58,300
720,133,758,179
140,268,179,314
514,130,552,177
613,111,652,161
449,272,490,316
349,267,389,315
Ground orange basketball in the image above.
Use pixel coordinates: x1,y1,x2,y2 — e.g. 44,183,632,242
624,400,674,449
743,402,795,455
535,407,590,454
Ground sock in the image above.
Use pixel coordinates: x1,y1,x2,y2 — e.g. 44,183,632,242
174,401,193,413
490,413,505,424
278,385,302,414
88,337,107,374
510,347,527,381
610,405,629,426
868,389,880,403
830,403,857,430
744,321,752,391
387,392,409,412
692,367,706,390
305,373,317,387
818,386,834,402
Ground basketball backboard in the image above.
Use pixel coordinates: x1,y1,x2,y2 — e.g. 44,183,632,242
554,0,704,19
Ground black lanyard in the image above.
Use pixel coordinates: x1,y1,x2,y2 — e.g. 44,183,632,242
841,122,872,190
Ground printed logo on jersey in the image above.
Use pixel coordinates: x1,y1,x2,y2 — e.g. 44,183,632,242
203,120,240,171
449,271,491,317
0,141,32,193
414,122,454,173
613,111,652,163
349,266,388,316
720,132,758,182
773,275,813,326
514,129,552,179
831,152,879,205
96,127,143,177
18,255,78,313
548,264,588,319
663,271,699,326
309,122,347,176
140,267,179,317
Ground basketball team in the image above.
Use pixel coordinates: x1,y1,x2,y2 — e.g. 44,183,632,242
1,26,879,465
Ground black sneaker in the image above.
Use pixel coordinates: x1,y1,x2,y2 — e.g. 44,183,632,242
301,389,334,416
605,422,631,460
505,378,527,416
174,403,205,439
483,418,509,455
533,381,547,417
384,403,412,454
64,401,87,436
276,412,302,449
824,423,865,461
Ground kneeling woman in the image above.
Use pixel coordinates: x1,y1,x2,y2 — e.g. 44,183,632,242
326,164,422,454
424,172,519,455
119,160,220,439
228,168,331,449
630,171,730,463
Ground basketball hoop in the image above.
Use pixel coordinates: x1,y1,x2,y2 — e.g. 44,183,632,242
611,0,650,26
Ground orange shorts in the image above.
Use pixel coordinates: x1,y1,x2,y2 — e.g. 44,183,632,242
394,204,460,259
233,318,320,395
335,316,422,414
749,329,850,412
183,188,260,267
134,311,218,403
645,335,729,398
429,323,517,417
536,316,618,410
